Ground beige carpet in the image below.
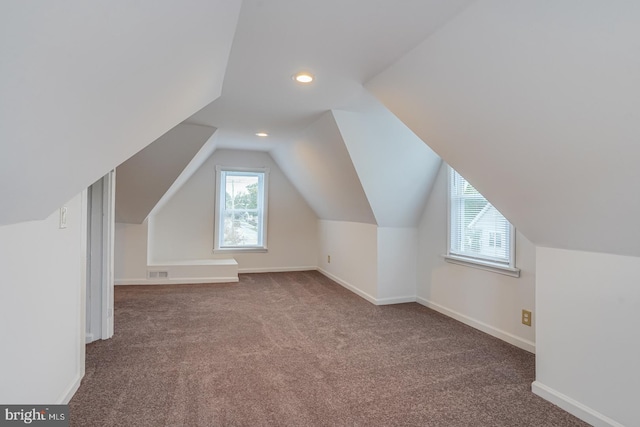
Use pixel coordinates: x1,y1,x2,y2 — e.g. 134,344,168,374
70,271,588,426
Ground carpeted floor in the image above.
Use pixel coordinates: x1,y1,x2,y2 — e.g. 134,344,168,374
70,271,589,426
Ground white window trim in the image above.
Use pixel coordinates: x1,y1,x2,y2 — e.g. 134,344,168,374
213,166,269,253
445,166,520,277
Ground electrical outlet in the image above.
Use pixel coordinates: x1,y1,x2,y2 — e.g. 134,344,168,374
522,309,532,326
327,255,331,263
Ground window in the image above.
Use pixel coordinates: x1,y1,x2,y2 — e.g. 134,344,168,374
446,167,519,277
214,167,269,252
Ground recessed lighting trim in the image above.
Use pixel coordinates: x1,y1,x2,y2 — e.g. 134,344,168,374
255,132,269,137
293,72,314,84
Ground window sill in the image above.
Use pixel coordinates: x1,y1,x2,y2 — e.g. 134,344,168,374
443,254,520,278
214,247,268,254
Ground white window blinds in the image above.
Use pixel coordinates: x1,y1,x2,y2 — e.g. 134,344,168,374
449,167,513,266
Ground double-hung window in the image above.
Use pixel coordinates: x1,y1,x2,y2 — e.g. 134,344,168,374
214,166,269,252
446,167,519,277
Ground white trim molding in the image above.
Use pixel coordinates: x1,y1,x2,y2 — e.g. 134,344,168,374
416,297,535,353
444,254,521,277
115,277,239,285
532,381,625,427
59,373,83,404
317,268,378,305
238,266,317,274
317,269,416,306
376,296,417,305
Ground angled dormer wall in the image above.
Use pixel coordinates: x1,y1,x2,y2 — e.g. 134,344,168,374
271,102,442,303
116,123,216,224
272,111,376,224
366,1,639,425
332,97,441,303
113,148,320,283
0,0,241,226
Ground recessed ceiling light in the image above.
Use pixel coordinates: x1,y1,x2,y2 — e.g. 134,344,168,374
255,132,269,137
293,72,314,84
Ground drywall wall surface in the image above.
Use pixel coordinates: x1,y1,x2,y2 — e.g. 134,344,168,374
332,98,441,227
417,163,536,352
377,227,417,303
317,220,378,303
0,193,85,403
271,112,376,224
149,149,318,271
116,123,216,224
0,0,241,226
114,221,148,282
535,247,640,427
367,0,640,257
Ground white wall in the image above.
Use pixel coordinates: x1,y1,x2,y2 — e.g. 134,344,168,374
116,123,216,224
332,97,441,227
271,112,376,224
0,0,241,226
0,193,85,403
317,220,378,303
148,149,318,272
114,221,149,283
534,248,640,427
416,163,536,352
367,0,640,258
377,227,418,304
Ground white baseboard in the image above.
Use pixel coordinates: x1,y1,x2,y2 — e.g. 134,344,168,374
238,266,317,273
532,381,624,427
416,297,535,354
85,333,94,343
376,295,417,305
316,269,416,306
317,268,378,305
58,372,82,404
115,277,239,285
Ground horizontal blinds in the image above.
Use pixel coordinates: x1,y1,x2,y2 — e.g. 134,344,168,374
449,168,511,264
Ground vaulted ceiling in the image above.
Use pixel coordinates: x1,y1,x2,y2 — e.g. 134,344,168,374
5,0,640,258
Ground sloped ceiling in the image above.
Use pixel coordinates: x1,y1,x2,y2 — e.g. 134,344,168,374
367,0,640,257
116,123,216,224
148,131,221,220
332,94,442,227
0,0,241,226
271,112,376,224
184,0,475,152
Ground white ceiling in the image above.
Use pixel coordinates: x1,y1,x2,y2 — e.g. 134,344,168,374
368,0,640,257
0,0,241,225
185,0,475,151
115,123,216,224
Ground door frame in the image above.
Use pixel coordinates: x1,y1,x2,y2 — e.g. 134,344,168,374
86,170,115,342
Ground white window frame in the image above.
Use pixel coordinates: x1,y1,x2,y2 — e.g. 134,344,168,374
445,166,520,277
214,166,269,253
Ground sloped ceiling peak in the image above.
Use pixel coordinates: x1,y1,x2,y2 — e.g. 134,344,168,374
184,0,475,153
271,112,376,224
332,94,441,227
116,123,216,224
367,0,640,257
0,0,241,226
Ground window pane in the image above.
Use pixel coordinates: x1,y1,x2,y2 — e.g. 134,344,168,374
216,169,267,250
449,168,512,265
222,210,259,246
225,174,259,210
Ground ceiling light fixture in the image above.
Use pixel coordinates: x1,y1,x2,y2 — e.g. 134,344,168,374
293,72,314,84
255,132,269,137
